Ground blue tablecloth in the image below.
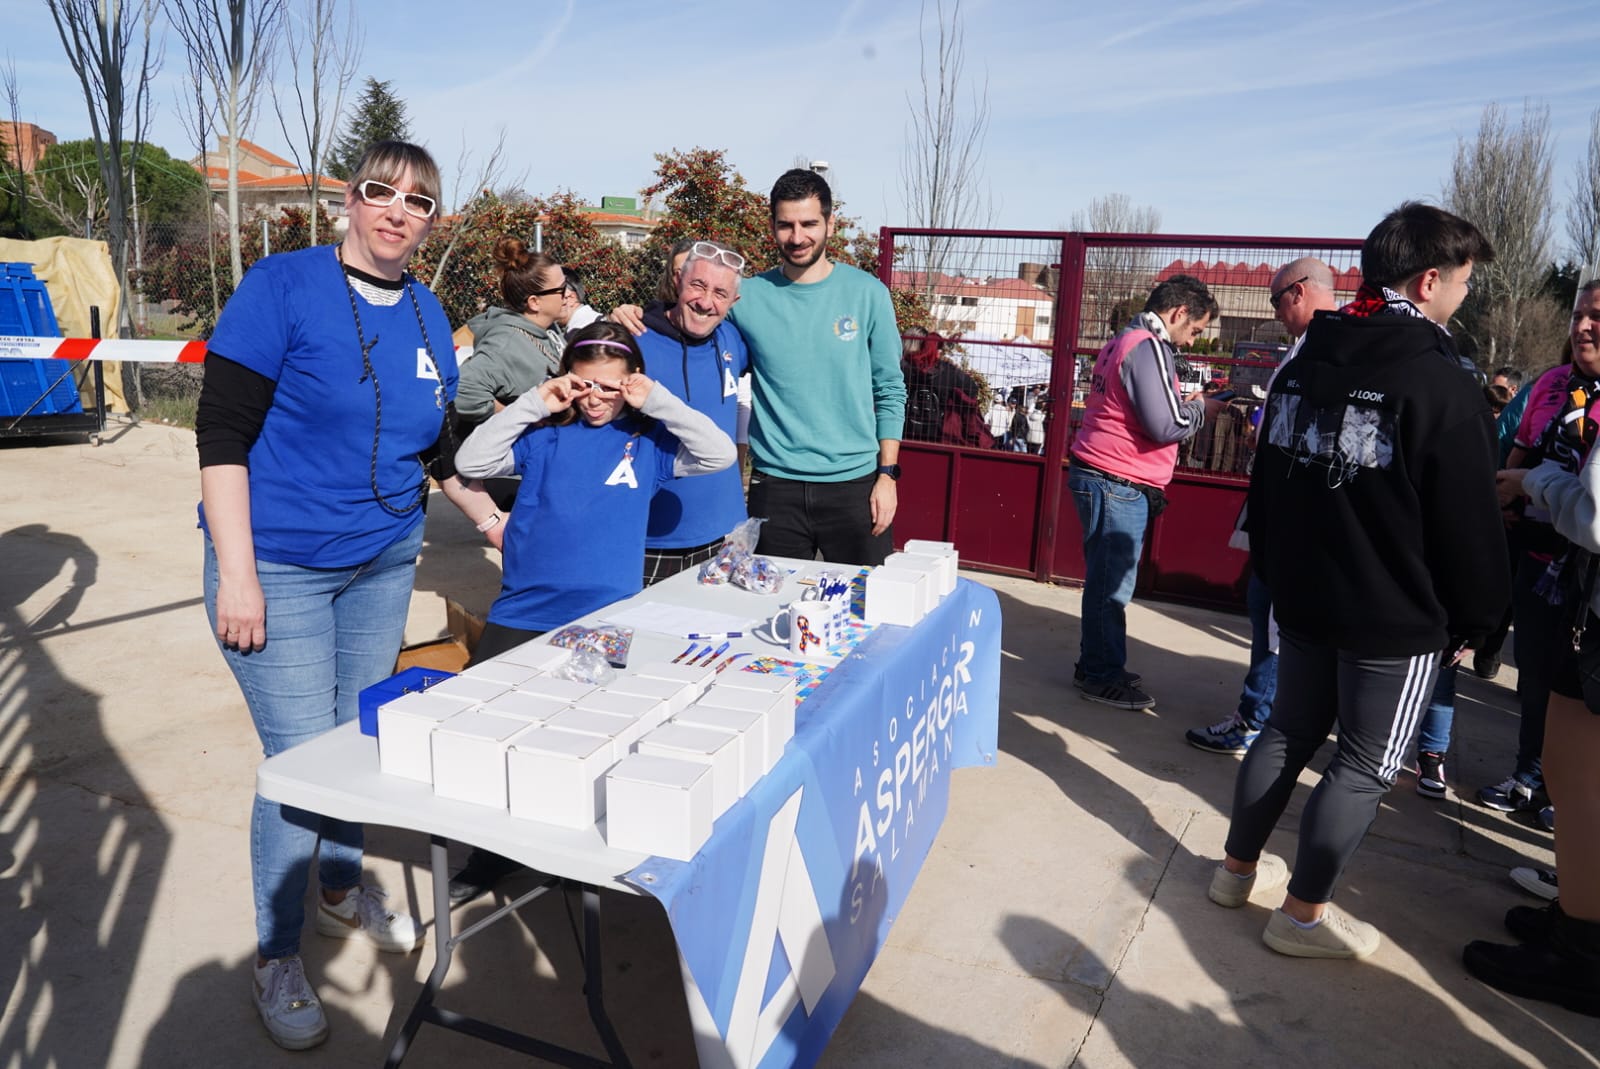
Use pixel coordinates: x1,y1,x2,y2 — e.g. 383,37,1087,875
625,579,1002,1069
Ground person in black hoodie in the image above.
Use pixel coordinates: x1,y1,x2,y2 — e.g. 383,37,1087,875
1208,202,1510,959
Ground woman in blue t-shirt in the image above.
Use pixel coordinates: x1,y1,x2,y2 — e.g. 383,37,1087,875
195,141,499,1051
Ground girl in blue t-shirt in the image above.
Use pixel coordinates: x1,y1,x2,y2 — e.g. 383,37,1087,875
454,321,737,659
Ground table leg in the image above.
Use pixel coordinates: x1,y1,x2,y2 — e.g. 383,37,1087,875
581,885,633,1069
384,836,454,1068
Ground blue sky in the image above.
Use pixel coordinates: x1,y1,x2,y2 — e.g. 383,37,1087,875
10,0,1600,249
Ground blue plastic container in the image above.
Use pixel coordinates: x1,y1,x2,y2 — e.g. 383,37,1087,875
358,666,456,737
0,262,81,417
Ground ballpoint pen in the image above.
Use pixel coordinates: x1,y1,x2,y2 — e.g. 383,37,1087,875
672,643,700,664
686,631,743,640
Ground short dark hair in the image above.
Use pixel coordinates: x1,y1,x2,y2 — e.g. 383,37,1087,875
1145,274,1218,321
1491,365,1522,386
1361,201,1495,289
770,168,833,219
562,267,586,303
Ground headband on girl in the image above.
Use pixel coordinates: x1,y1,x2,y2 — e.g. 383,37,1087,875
574,339,633,354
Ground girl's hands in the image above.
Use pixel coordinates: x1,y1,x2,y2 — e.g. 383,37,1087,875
619,373,654,409
537,373,589,413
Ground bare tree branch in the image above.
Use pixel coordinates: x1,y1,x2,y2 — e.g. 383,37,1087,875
165,0,286,286
271,0,361,246
428,128,522,288
44,0,161,336
898,0,993,323
1443,100,1555,367
1069,193,1164,341
1569,107,1600,279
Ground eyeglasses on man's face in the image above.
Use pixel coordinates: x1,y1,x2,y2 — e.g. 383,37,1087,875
1270,276,1308,311
356,179,437,219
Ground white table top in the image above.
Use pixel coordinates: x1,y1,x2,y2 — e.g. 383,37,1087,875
255,557,845,892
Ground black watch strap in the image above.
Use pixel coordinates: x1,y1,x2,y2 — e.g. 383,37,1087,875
876,463,902,481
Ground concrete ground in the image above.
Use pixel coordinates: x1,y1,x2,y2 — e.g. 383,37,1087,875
1,421,1595,1068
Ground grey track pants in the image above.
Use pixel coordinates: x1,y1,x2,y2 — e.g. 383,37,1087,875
1223,628,1439,904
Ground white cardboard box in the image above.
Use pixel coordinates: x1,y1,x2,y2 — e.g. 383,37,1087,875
378,691,479,782
492,643,574,673
674,703,767,785
506,726,616,828
885,551,954,598
514,676,600,705
578,690,673,735
430,710,530,808
543,708,634,758
605,754,713,860
631,660,717,696
424,675,510,705
481,689,571,723
713,670,798,704
457,660,542,688
636,722,743,818
903,540,959,592
697,686,795,769
603,674,699,716
864,566,928,626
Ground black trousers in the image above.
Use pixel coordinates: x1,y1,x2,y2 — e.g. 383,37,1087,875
747,470,892,566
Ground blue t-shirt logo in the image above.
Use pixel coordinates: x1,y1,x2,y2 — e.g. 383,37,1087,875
605,438,640,489
833,316,859,342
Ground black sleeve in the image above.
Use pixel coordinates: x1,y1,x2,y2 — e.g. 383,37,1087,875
195,352,276,468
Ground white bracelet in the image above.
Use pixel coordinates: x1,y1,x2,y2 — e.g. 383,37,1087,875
475,512,503,533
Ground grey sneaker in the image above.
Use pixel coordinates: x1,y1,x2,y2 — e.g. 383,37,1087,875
253,955,329,1050
316,884,423,953
1262,907,1380,959
1207,853,1288,908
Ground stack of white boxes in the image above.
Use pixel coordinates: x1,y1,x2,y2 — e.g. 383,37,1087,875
371,640,801,862
864,539,959,627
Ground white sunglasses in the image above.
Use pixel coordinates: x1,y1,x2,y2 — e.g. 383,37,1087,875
356,179,437,219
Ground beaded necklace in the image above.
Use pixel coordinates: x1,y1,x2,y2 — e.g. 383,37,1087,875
336,244,444,517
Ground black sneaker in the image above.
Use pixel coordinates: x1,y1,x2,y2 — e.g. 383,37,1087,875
1506,902,1559,944
448,848,525,907
1416,751,1448,799
1072,666,1142,690
1079,678,1156,710
1465,913,1600,1018
1473,650,1502,680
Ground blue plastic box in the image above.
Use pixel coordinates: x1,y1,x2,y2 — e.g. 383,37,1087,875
358,666,456,737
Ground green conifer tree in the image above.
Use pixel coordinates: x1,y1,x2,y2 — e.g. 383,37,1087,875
327,78,413,181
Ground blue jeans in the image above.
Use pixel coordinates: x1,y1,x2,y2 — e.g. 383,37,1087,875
204,524,422,959
1416,661,1458,755
1235,572,1277,729
1069,464,1149,683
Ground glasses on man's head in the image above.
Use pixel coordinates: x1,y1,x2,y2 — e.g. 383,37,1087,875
687,241,746,273
1269,275,1309,311
356,180,437,219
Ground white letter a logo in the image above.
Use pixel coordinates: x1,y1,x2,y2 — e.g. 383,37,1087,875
605,455,638,488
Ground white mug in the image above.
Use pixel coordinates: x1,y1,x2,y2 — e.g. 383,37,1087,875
770,600,844,656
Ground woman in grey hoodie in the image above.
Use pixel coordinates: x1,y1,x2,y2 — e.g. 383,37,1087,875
456,237,567,430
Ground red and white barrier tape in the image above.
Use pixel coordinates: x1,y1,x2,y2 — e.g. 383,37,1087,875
0,335,208,363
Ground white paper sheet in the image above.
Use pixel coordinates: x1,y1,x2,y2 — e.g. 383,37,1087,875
599,601,757,638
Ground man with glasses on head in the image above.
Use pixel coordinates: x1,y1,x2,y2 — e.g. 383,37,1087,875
1185,258,1338,754
636,240,753,584
733,168,907,565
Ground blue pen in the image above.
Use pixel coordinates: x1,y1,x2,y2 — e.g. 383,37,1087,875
673,643,700,664
686,631,743,640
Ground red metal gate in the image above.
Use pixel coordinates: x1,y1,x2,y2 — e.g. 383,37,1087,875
879,228,1364,608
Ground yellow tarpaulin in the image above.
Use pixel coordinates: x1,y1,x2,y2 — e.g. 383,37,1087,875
0,236,130,412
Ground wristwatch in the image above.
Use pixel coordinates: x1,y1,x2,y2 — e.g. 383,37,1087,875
876,464,902,481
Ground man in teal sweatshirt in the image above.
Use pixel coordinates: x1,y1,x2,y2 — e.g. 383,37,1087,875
733,169,907,565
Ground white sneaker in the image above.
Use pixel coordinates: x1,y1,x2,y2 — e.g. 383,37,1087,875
1262,906,1380,959
1207,853,1288,908
253,955,329,1050
315,884,423,953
